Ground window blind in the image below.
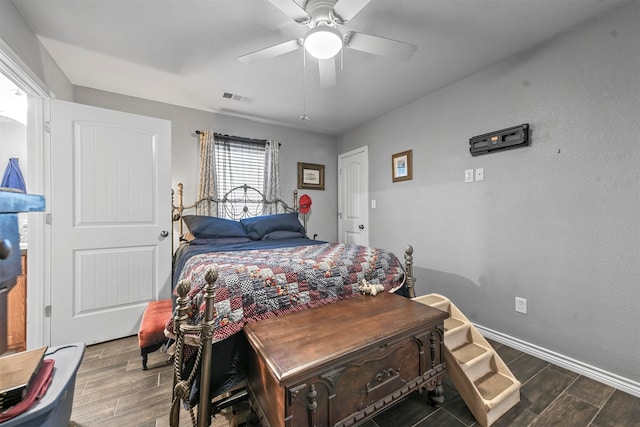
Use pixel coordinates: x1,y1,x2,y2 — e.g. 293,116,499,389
214,137,266,218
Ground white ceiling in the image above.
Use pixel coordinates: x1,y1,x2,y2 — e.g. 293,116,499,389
13,0,625,136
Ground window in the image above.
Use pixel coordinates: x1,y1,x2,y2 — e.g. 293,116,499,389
214,136,266,218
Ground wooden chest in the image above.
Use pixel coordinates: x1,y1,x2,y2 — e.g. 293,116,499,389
244,292,448,427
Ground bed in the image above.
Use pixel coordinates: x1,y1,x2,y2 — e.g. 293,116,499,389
166,183,417,427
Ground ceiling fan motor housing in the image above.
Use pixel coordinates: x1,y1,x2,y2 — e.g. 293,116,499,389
304,0,339,25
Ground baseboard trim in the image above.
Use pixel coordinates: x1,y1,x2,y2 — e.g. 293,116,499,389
474,324,640,398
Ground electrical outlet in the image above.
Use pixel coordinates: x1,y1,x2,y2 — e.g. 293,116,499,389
515,297,527,314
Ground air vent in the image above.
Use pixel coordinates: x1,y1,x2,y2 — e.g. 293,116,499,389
222,91,254,104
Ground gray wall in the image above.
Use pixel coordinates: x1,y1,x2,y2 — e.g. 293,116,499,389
74,87,339,242
338,0,640,384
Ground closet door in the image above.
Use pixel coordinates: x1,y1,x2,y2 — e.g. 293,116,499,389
338,146,369,246
48,100,171,346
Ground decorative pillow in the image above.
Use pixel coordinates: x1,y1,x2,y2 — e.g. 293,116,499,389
240,213,305,240
182,215,248,238
189,236,252,245
262,230,308,240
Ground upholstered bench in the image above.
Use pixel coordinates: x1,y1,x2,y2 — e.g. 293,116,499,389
138,299,173,370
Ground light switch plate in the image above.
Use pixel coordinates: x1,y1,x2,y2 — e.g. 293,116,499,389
475,168,484,181
465,169,474,183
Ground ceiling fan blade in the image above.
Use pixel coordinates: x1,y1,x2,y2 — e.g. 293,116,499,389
238,39,301,64
267,0,311,24
345,31,417,61
318,57,336,88
331,0,371,24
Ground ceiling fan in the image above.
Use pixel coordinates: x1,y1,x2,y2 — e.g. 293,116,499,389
238,0,417,88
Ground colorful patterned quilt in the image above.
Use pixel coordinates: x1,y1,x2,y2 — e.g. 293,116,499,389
166,242,405,343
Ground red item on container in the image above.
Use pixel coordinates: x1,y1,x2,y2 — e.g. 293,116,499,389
0,359,55,423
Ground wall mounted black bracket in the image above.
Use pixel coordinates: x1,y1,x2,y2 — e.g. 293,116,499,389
469,123,530,156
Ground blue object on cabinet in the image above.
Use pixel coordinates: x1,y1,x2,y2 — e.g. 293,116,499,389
1,158,26,193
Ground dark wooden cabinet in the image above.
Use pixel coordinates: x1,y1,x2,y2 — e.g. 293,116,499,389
244,292,448,427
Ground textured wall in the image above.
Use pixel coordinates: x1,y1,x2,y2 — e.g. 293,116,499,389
338,1,640,384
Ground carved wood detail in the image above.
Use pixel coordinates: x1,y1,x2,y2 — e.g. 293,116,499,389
366,368,402,394
307,384,318,427
320,367,345,388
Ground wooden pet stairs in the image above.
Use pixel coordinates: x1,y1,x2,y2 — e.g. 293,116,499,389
413,293,521,426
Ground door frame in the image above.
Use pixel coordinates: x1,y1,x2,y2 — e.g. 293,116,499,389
0,40,52,348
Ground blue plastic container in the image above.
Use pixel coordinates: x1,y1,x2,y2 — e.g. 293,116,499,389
2,343,85,427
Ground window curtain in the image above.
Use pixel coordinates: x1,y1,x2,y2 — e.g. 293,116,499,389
263,140,281,214
196,130,218,215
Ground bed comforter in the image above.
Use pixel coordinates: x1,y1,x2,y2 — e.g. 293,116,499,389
166,241,405,343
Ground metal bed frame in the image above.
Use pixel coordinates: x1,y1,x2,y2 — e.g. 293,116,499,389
169,183,416,426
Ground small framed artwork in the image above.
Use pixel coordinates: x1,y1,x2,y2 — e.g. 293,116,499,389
392,150,413,182
297,162,325,190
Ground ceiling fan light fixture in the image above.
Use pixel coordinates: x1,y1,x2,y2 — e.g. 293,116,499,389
304,24,343,60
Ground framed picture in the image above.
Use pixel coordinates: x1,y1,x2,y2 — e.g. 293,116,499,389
392,150,413,182
297,162,325,190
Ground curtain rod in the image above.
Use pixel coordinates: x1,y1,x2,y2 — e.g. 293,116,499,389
195,130,280,146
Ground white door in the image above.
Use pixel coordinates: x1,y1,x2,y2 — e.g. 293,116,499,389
48,100,171,346
338,146,369,245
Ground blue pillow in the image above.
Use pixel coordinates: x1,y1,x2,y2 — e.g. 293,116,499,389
240,213,305,240
182,215,248,238
262,230,308,240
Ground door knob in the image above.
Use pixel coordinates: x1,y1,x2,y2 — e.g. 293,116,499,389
160,230,169,238
359,224,364,230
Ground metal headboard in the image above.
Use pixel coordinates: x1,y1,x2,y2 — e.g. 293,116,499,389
172,183,299,236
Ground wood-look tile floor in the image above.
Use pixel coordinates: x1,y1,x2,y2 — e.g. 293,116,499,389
69,335,640,427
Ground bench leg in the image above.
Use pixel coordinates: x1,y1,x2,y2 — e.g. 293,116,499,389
141,347,150,370
140,341,167,370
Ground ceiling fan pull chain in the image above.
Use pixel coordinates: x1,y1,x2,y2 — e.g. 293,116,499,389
300,48,310,121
